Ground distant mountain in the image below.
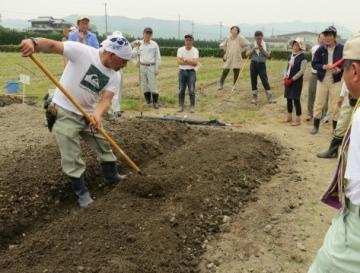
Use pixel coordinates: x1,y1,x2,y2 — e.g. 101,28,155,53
2,15,353,40
2,18,29,30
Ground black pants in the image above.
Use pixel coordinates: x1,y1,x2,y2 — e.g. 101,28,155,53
287,98,302,116
220,68,240,86
250,61,271,91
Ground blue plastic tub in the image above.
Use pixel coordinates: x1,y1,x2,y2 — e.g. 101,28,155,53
6,81,20,94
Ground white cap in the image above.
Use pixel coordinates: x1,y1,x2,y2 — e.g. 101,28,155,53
100,34,132,60
290,37,306,51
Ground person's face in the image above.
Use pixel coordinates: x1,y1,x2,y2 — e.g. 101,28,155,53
344,61,360,99
292,42,300,52
143,32,152,41
108,53,128,71
231,28,239,37
318,34,325,45
255,36,263,45
324,33,336,46
185,37,193,48
78,19,89,33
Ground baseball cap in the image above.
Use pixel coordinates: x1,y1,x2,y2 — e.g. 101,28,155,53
322,26,337,35
77,15,90,22
343,32,360,61
143,27,153,33
184,34,194,40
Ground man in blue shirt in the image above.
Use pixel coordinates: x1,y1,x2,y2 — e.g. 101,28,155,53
68,15,99,49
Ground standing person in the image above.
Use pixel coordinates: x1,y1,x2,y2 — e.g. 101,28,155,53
317,83,357,158
109,30,125,117
132,27,161,109
307,33,325,121
177,34,199,113
310,26,344,134
19,34,132,207
308,33,360,273
283,38,307,126
218,26,250,90
246,30,274,104
68,16,99,49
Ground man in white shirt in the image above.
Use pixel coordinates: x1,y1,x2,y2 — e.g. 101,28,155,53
308,32,360,273
307,33,325,121
19,34,132,208
132,27,161,109
177,34,199,113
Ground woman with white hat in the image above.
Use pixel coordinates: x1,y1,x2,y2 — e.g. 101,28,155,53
283,37,307,126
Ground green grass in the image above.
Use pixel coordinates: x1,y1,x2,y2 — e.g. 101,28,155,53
0,52,288,122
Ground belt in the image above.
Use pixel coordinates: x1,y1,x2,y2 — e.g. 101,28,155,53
251,60,266,64
180,69,195,72
140,63,155,66
346,198,360,216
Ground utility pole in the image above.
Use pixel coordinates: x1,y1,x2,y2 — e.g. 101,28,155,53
191,20,194,35
219,21,223,41
104,3,108,34
178,14,181,40
0,13,2,25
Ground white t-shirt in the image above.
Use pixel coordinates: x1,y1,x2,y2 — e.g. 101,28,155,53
52,41,120,115
177,46,199,70
345,108,360,205
311,45,320,74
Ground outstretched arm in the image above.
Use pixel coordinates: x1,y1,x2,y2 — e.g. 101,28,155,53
19,38,64,57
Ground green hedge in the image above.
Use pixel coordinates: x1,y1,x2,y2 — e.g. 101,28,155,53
0,45,20,52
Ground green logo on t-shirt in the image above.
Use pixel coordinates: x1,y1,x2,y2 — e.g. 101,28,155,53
80,65,109,95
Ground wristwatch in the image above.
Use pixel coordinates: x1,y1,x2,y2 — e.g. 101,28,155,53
30,37,39,47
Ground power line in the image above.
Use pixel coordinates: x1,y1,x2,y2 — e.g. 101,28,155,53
219,21,223,41
178,14,181,40
104,3,108,34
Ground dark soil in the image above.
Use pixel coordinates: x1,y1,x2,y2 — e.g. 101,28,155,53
0,105,280,273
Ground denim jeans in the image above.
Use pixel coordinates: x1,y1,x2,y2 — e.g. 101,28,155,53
178,69,196,106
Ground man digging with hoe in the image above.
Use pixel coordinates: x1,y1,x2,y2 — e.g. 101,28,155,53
20,34,133,208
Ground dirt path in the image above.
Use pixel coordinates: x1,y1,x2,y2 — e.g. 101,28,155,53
198,100,337,273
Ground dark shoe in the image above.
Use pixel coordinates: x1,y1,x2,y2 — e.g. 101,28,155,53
101,161,127,184
70,176,94,208
152,93,159,109
144,92,152,105
310,118,320,135
317,137,343,159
